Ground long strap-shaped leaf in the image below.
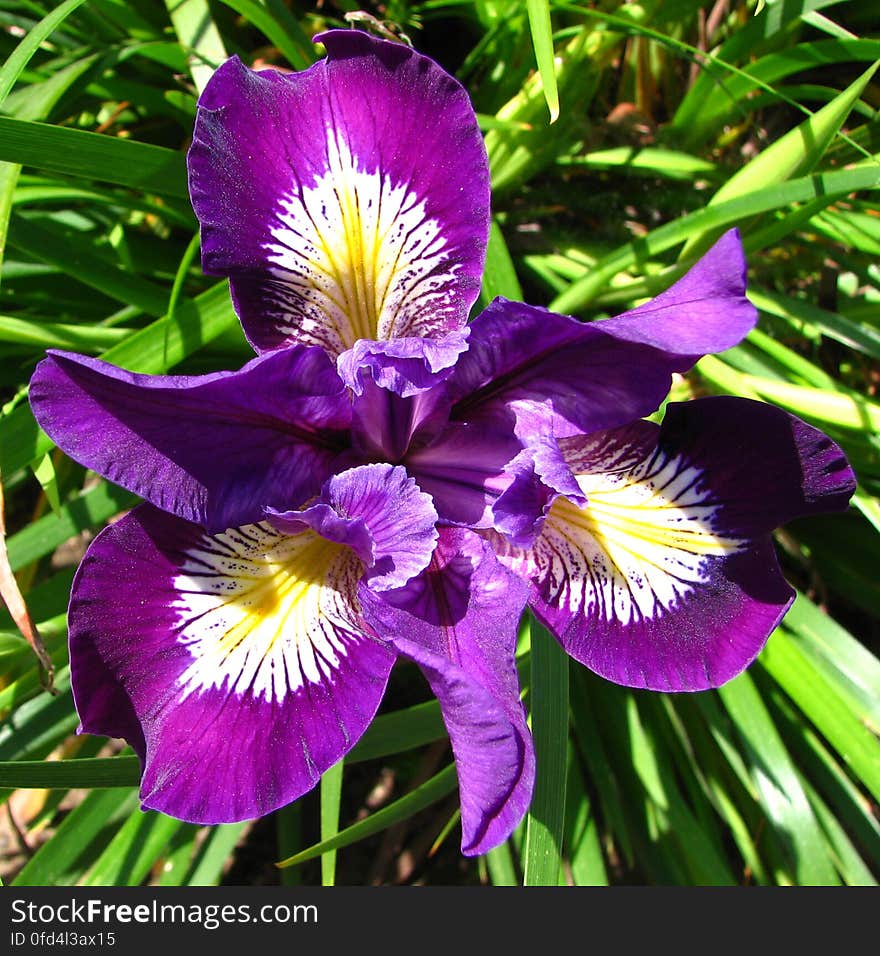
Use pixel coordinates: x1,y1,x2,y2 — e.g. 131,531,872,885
0,0,89,107
526,0,559,123
0,116,188,198
551,161,880,313
523,617,569,886
680,61,880,258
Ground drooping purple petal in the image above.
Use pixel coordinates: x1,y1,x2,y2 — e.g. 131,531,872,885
188,30,489,358
502,397,855,691
29,347,350,533
268,463,438,591
359,528,534,855
448,230,756,438
69,505,395,823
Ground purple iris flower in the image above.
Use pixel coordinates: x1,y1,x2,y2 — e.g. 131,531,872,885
28,30,855,856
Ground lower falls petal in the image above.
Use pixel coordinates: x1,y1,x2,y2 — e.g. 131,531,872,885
69,505,395,824
499,398,854,692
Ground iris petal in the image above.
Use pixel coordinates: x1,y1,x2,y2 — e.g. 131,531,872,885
502,398,855,691
268,463,439,591
359,528,534,856
449,230,757,438
188,30,489,357
29,346,350,533
69,505,394,823
404,421,522,528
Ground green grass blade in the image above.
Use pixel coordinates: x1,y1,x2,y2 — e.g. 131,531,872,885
522,617,569,886
6,480,137,571
681,60,880,258
563,743,607,886
0,0,88,107
718,672,840,885
8,214,172,316
560,147,717,181
320,759,343,886
12,788,139,886
749,289,880,360
759,631,880,803
784,592,880,715
185,823,249,886
569,671,634,867
525,0,558,123
802,778,878,886
276,764,458,869
215,0,315,71
347,699,445,763
81,810,186,886
164,0,226,94
477,217,523,310
0,314,127,351
0,116,188,198
550,162,880,314
0,756,141,789
485,840,519,886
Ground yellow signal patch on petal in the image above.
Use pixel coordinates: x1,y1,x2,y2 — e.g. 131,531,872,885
264,130,459,354
173,523,363,703
538,452,746,625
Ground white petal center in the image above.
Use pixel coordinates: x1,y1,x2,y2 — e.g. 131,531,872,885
173,523,362,703
263,130,459,354
535,448,746,624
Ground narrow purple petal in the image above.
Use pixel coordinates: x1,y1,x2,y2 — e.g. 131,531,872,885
69,506,395,823
359,528,534,856
502,397,855,691
29,347,350,533
601,229,754,361
449,230,756,438
188,30,489,357
268,463,438,591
